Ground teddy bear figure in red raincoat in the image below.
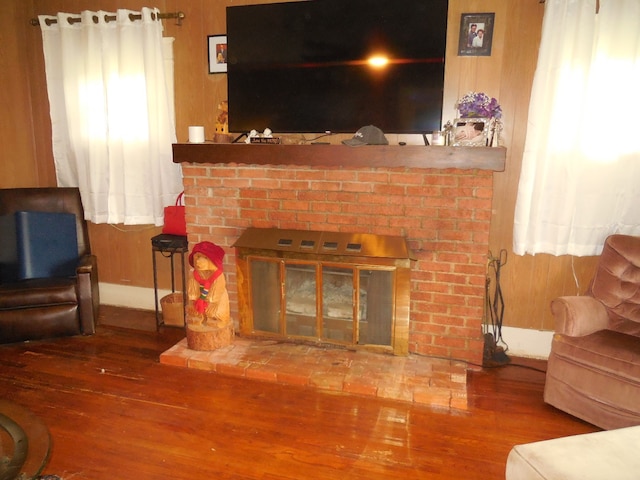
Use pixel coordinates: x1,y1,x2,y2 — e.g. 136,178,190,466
186,241,230,329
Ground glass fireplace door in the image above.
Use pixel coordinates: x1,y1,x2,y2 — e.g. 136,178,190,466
321,266,355,343
249,258,281,334
284,262,318,337
248,257,396,349
358,268,393,347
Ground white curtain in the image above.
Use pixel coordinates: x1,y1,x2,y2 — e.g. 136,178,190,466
39,8,183,226
513,0,640,256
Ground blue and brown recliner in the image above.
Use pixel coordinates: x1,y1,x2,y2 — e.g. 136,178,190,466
0,187,99,344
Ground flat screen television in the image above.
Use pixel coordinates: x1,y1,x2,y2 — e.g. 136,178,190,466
226,0,448,134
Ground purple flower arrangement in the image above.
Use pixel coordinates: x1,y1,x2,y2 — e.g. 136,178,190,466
456,92,502,119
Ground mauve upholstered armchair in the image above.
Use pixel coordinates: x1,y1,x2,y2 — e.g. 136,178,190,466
544,234,640,430
0,187,99,344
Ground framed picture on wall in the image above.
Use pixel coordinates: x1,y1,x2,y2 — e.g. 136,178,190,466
208,35,228,74
457,13,495,57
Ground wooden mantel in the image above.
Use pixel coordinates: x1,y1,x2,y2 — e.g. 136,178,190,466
172,143,506,172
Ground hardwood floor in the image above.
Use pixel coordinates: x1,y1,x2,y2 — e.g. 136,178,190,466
0,307,598,479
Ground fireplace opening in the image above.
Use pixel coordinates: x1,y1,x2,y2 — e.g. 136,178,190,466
234,228,412,355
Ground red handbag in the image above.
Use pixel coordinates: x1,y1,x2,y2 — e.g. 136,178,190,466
162,192,187,236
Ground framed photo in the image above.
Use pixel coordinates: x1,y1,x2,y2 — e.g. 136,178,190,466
208,35,227,74
452,118,489,147
458,13,495,57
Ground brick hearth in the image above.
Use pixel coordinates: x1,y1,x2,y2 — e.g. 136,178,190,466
160,337,468,409
175,144,503,367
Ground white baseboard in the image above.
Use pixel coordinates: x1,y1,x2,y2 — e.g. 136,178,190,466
498,326,553,359
99,282,171,311
100,283,554,359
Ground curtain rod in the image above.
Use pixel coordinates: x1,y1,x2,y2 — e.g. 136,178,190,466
31,11,185,27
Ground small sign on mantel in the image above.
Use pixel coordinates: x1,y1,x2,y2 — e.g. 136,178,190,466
250,137,281,144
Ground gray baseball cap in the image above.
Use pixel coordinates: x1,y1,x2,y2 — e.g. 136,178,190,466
342,125,389,146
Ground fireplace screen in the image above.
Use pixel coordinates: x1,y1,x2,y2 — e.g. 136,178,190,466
235,228,411,355
250,260,394,346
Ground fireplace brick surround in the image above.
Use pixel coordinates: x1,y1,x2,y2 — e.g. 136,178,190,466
175,144,505,367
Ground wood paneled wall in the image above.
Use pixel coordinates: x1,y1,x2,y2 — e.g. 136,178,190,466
1,1,46,185
0,0,599,331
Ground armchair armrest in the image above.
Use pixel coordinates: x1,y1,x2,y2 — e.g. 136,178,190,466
550,296,609,337
76,254,99,334
76,254,96,274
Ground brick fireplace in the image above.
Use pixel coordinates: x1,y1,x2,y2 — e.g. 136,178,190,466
173,143,505,367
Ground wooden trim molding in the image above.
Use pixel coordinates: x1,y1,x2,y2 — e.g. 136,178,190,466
172,143,506,172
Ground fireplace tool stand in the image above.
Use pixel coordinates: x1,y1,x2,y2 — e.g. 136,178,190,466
483,249,509,366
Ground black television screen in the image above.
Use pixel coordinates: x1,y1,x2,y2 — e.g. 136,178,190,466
226,0,448,134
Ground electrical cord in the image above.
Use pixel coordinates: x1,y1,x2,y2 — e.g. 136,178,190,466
411,351,547,374
479,362,547,374
244,337,547,373
232,132,248,143
302,131,333,143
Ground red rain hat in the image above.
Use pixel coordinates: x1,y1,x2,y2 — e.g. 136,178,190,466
189,241,225,271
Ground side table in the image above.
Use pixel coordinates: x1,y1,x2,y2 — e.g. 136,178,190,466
151,234,188,330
